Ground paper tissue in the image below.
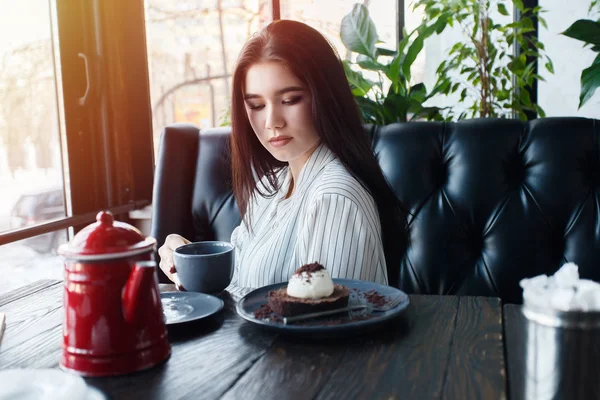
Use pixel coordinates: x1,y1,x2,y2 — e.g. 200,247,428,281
520,262,600,311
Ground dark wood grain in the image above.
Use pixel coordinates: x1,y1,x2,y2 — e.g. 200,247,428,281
0,281,63,367
442,297,506,400
221,337,349,400
0,280,509,400
86,309,277,400
0,279,61,307
223,295,464,400
0,280,279,400
504,304,525,400
314,295,459,400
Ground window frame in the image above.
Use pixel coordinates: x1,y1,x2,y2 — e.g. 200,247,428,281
0,0,154,245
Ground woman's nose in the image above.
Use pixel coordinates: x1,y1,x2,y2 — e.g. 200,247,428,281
265,105,285,130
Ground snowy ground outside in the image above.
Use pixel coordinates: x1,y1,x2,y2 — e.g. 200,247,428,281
0,241,65,294
0,168,66,295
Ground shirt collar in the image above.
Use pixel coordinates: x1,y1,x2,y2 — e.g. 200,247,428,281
280,142,336,197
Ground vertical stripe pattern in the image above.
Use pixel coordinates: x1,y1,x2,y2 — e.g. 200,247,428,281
226,144,388,295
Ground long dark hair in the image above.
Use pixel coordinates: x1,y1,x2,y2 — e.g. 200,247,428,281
230,20,408,286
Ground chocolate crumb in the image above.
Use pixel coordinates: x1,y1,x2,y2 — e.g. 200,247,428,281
253,303,282,322
364,290,387,307
294,262,325,277
253,304,273,319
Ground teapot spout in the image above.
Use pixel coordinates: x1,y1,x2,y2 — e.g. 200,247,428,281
122,261,158,325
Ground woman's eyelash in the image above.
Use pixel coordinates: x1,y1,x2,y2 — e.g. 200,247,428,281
246,96,302,110
282,96,302,105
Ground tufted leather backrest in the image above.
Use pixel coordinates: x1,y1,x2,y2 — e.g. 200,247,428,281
152,118,600,303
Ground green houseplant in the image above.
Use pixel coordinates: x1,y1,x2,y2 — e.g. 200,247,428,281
412,0,553,120
562,0,600,108
340,3,446,123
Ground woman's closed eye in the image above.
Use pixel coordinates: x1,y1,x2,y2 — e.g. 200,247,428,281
282,96,302,105
246,96,302,111
247,103,265,111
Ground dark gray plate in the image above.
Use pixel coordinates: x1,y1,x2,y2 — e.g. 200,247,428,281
236,279,410,336
161,291,224,325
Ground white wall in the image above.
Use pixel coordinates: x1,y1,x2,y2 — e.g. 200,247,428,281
539,0,600,118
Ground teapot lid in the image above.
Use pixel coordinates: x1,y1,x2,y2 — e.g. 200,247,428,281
58,211,156,261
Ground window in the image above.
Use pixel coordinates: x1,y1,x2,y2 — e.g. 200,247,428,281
280,0,397,59
144,0,398,152
0,0,155,293
145,0,272,157
0,0,67,291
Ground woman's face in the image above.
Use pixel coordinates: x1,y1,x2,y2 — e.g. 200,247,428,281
243,61,320,168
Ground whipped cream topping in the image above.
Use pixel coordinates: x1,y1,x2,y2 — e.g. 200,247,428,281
287,264,334,299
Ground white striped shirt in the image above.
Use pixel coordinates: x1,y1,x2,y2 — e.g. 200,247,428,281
227,144,388,295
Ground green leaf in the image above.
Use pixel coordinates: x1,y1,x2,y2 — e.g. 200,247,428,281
562,20,600,46
383,91,411,122
433,12,450,34
340,4,378,58
521,18,534,30
342,61,375,96
430,78,451,96
579,56,600,108
513,0,524,10
508,58,526,75
386,54,403,86
520,89,532,106
534,104,546,117
497,3,509,16
355,96,384,124
357,55,385,71
375,47,397,57
409,83,427,103
545,60,554,74
403,35,425,79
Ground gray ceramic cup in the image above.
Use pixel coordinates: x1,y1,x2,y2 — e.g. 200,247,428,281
172,241,234,293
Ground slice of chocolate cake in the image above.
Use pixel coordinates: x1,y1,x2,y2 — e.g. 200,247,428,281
268,284,350,317
267,262,350,317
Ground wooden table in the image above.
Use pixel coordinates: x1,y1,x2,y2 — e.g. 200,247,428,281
504,304,525,400
0,280,507,399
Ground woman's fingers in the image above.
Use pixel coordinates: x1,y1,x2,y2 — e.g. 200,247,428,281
165,234,191,250
158,234,190,283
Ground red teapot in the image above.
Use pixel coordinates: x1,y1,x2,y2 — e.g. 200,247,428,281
58,211,170,376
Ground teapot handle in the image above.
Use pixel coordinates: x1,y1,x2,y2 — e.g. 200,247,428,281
122,261,157,325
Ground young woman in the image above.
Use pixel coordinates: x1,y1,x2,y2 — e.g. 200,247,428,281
158,20,408,293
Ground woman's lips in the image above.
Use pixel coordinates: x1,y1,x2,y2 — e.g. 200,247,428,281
269,137,293,147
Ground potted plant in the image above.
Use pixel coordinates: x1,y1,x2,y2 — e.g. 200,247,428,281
411,0,553,120
340,3,446,123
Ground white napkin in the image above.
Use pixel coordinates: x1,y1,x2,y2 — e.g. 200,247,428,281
520,263,600,311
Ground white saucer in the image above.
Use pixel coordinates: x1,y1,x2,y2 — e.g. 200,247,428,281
0,369,106,400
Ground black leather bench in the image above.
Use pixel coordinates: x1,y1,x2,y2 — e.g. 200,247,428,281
151,118,600,303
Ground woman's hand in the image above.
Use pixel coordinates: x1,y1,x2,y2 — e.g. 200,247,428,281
158,234,191,286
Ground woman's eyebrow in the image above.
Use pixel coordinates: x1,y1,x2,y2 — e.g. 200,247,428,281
244,86,305,100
